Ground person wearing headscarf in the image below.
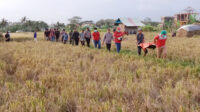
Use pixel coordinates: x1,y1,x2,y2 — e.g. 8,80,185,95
154,30,168,58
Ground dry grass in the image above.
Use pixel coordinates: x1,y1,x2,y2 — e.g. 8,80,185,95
0,32,199,112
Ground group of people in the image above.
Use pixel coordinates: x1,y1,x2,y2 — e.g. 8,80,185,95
42,27,125,53
34,27,167,58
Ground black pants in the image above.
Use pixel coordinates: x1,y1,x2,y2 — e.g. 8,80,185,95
138,46,148,56
106,43,111,51
85,38,90,47
74,39,79,46
81,41,85,46
63,40,67,44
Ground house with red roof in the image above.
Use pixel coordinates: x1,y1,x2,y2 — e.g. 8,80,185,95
114,18,145,34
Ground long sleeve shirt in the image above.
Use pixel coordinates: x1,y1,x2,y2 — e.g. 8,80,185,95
103,32,113,44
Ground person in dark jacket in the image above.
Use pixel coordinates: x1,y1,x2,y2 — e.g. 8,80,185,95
72,29,80,46
44,28,50,41
69,30,74,44
137,28,148,56
55,28,60,42
5,31,10,42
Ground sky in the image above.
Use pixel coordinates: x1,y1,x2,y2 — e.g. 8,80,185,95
0,0,199,24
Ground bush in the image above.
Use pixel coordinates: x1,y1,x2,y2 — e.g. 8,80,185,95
142,25,157,32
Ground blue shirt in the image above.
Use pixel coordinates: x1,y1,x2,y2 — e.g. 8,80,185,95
34,32,37,38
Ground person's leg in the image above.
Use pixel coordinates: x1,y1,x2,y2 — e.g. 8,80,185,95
157,47,162,58
106,43,111,51
98,40,101,49
64,40,66,44
115,43,120,53
138,46,142,56
94,40,98,48
162,46,167,58
144,49,148,56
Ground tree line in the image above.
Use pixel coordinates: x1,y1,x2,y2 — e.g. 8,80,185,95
0,16,115,33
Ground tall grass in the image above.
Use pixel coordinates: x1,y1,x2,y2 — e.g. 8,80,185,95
0,32,199,112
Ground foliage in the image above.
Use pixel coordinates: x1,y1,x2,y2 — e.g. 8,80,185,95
189,14,199,24
96,19,115,28
142,25,158,32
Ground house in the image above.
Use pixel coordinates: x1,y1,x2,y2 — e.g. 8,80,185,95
175,7,199,26
177,24,200,37
114,18,145,34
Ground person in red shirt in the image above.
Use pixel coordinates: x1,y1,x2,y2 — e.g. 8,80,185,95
154,30,167,58
114,27,124,53
92,28,101,49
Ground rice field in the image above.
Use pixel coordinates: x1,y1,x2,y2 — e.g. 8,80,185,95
0,32,199,112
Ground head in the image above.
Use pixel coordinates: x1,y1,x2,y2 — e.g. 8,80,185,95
117,27,121,32
107,28,111,33
138,28,143,34
74,29,77,32
63,29,65,31
94,28,97,32
87,28,90,31
161,30,167,35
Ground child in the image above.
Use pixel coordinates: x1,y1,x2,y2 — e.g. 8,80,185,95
34,31,37,42
63,32,69,44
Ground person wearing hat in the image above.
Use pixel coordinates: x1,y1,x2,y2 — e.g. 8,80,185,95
154,30,168,58
137,28,148,56
114,27,124,53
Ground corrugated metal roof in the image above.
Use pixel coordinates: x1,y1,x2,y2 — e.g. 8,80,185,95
177,24,200,31
119,18,145,27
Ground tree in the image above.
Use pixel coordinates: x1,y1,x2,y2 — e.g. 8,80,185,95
67,16,82,30
21,16,28,24
0,18,9,31
96,19,115,28
53,22,65,29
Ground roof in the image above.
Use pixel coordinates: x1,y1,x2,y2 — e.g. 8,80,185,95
115,18,145,27
177,24,200,31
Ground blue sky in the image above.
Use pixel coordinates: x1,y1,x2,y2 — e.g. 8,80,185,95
0,0,199,24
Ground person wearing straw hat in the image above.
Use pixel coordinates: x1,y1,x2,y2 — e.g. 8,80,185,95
154,30,168,58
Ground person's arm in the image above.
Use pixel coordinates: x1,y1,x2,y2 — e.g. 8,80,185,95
103,34,106,44
142,34,145,43
154,35,158,44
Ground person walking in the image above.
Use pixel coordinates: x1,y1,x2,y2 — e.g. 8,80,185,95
63,32,69,44
103,28,113,51
50,28,55,42
84,28,92,47
69,30,74,44
137,28,148,56
5,31,10,42
34,30,37,42
55,28,60,42
61,29,66,42
44,28,50,41
72,29,80,46
92,28,101,49
154,30,168,58
114,27,124,53
80,30,85,46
